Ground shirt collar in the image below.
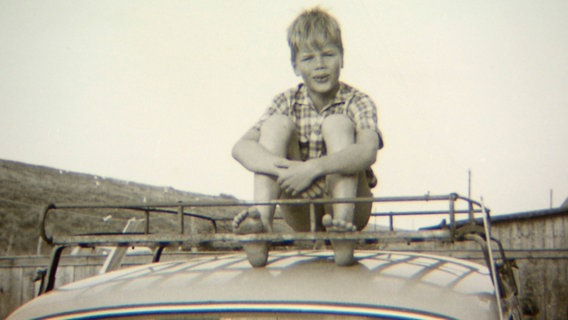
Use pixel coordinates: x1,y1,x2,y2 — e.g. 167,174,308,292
295,82,351,110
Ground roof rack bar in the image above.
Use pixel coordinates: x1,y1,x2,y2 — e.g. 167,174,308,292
43,194,459,210
49,229,452,248
372,209,482,217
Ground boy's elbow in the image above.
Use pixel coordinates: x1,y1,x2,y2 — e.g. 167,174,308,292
357,130,379,166
232,128,260,162
361,150,377,170
231,143,242,161
368,151,377,166
232,138,250,163
362,141,378,166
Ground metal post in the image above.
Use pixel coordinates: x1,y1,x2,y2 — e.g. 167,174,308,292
481,197,504,320
144,210,150,234
449,194,456,238
153,246,165,263
309,203,316,232
468,170,474,223
178,205,184,234
43,245,66,294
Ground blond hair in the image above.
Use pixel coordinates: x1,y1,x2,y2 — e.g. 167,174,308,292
287,7,344,63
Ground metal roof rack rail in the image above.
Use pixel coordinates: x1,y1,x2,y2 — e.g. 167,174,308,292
36,193,520,318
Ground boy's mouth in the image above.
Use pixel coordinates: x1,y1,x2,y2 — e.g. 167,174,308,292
312,75,330,83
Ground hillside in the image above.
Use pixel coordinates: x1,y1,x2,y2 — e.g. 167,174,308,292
0,159,246,256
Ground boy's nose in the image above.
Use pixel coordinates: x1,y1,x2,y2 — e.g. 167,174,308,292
315,55,325,68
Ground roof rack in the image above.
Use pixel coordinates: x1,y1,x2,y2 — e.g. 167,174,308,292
37,193,519,319
40,193,482,245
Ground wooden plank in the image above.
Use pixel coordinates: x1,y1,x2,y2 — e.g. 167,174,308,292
557,259,568,319
555,215,568,248
534,218,545,249
0,255,50,268
20,267,39,304
541,260,554,319
0,269,12,320
544,217,555,249
53,265,74,289
504,220,522,249
549,260,568,319
0,267,23,320
74,264,101,282
519,220,534,249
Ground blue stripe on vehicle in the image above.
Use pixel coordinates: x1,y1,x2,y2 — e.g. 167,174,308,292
39,301,455,320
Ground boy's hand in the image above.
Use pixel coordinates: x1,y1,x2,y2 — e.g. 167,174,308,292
299,178,326,198
274,160,321,196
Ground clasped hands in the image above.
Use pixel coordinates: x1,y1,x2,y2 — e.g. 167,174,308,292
274,159,324,198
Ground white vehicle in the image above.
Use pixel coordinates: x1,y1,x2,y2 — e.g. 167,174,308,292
7,194,521,320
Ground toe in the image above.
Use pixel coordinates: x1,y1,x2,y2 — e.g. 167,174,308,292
233,208,253,232
247,207,261,219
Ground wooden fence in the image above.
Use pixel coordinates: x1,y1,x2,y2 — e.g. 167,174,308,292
489,209,568,319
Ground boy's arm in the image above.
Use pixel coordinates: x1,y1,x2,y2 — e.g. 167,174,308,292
276,129,379,195
231,128,282,177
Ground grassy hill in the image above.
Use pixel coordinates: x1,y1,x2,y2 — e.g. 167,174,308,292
0,159,247,256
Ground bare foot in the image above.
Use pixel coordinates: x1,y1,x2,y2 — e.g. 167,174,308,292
232,208,269,267
323,214,357,266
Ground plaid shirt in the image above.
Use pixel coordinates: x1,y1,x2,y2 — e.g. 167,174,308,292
253,82,383,161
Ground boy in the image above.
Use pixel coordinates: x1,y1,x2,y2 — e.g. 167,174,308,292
232,7,383,267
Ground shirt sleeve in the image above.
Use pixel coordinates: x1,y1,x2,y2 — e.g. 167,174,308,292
348,93,385,149
251,90,293,131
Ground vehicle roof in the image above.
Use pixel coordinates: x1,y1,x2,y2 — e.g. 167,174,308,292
8,250,498,320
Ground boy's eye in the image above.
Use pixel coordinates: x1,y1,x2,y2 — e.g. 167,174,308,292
302,56,314,62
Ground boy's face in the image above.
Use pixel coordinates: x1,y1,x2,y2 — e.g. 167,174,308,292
293,43,343,98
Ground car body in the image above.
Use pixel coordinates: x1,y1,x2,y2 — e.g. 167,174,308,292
8,250,499,320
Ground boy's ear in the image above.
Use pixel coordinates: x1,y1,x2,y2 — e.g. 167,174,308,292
292,61,300,76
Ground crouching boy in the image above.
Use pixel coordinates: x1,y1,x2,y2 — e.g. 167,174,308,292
232,7,383,267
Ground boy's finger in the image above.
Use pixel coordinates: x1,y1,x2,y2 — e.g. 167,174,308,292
274,159,291,168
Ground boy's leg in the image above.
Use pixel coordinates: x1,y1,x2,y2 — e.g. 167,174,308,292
322,114,359,224
321,114,372,265
233,115,295,267
255,114,297,230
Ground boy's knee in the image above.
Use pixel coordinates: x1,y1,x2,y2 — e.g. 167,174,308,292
260,115,295,136
322,115,354,138
322,115,355,151
258,115,298,156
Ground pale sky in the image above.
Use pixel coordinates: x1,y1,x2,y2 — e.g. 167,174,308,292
1,0,567,218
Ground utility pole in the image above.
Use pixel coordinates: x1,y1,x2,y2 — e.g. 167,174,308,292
468,170,474,223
